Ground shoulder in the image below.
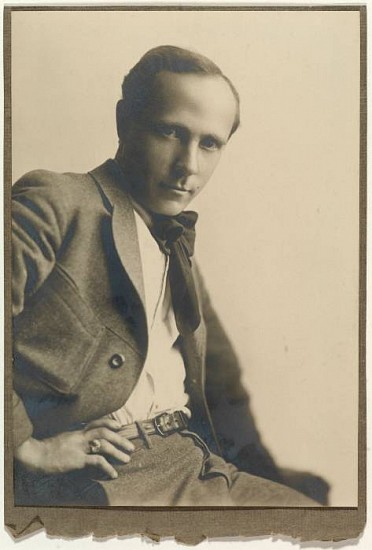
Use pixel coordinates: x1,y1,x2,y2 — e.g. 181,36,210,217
12,166,107,222
13,167,98,203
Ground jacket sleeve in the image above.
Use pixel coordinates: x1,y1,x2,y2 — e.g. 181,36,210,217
12,171,73,317
196,266,284,483
11,171,73,447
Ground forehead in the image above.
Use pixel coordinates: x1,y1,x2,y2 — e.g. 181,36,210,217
144,71,237,139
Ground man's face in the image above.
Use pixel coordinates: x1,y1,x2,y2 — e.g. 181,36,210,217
118,71,237,216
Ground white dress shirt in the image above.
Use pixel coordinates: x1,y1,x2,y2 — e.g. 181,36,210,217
109,205,190,426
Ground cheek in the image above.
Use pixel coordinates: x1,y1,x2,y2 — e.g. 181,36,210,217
199,153,221,182
193,159,219,196
141,140,175,178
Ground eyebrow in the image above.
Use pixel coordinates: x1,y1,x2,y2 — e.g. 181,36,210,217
150,121,228,148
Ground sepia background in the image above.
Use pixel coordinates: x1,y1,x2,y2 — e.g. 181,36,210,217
11,9,360,506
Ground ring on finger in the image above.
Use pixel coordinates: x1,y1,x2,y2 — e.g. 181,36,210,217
88,438,102,454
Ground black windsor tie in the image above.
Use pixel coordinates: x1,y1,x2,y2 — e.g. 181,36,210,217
150,211,201,335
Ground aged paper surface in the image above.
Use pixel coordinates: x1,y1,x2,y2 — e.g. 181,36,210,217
3,3,366,543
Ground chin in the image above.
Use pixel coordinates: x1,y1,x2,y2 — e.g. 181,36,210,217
150,201,187,217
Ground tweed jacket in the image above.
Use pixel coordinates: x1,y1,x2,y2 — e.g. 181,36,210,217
12,159,280,480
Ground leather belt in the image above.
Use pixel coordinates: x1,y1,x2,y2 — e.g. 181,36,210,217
117,410,188,440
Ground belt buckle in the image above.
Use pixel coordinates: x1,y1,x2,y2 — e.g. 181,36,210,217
154,411,187,436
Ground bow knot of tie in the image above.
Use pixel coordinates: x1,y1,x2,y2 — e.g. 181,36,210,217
151,211,198,259
150,210,200,334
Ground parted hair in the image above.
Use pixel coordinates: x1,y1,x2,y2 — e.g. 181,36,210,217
118,45,240,138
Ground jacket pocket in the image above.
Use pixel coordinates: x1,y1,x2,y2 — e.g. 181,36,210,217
13,266,105,395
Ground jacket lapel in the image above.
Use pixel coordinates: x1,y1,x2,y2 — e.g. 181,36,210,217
89,161,208,406
88,160,146,310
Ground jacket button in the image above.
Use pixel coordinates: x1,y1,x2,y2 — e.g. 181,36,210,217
109,353,125,369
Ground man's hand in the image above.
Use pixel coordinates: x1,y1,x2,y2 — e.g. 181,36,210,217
14,418,134,480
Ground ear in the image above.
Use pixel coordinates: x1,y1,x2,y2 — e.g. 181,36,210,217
116,99,128,141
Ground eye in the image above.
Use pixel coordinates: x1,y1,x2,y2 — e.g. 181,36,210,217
153,123,181,140
200,137,221,152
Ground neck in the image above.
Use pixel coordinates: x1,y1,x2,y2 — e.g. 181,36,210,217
130,195,154,229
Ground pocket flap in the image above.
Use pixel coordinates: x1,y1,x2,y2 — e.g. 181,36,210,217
14,268,104,394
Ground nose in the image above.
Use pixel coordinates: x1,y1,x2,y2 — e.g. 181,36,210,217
173,142,199,178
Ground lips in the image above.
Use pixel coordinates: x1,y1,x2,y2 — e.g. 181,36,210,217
160,182,191,193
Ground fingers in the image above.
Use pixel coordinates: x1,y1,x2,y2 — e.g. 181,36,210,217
86,427,135,453
85,454,119,480
92,439,131,465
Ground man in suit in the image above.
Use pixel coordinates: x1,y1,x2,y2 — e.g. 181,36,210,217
12,46,322,506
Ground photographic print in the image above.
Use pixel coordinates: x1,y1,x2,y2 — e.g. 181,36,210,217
4,4,366,542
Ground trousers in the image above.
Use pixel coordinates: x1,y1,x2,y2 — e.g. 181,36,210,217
15,429,317,507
